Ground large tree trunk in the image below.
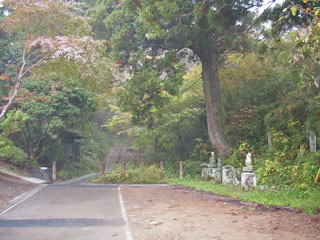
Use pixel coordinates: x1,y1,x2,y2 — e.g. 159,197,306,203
200,55,230,157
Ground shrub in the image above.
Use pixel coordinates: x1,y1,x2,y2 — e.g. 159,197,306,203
57,161,100,181
183,161,202,177
256,150,320,191
0,140,29,167
0,144,31,167
93,165,166,184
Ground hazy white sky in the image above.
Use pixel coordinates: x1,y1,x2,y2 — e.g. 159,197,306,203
253,0,286,14
0,0,287,9
0,0,287,15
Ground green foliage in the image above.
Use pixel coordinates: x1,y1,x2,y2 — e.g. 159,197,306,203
1,0,319,207
0,110,29,137
56,110,122,180
0,78,97,166
257,138,320,191
224,143,252,169
57,111,121,181
183,161,202,177
0,135,29,166
188,138,211,163
81,118,121,164
0,110,30,167
119,67,183,126
93,165,166,184
15,78,97,163
220,36,320,192
58,161,99,181
220,47,298,148
0,0,110,122
0,0,115,173
2,0,91,37
92,0,265,156
107,64,208,166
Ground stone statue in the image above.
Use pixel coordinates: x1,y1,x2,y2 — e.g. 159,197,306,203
209,152,216,167
243,152,253,172
200,151,222,182
217,157,222,169
241,152,256,189
245,152,252,166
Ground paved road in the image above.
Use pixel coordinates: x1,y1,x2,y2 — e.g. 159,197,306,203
0,184,130,240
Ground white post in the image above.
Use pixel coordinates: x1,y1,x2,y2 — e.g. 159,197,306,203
267,131,273,151
179,161,183,179
310,130,317,152
52,161,57,182
101,162,106,175
160,161,164,170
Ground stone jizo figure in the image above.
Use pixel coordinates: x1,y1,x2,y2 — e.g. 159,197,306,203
241,152,256,189
246,152,252,166
243,152,253,173
200,151,222,183
217,157,222,169
209,152,217,167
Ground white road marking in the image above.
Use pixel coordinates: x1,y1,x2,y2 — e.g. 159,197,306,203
0,185,46,216
118,186,133,240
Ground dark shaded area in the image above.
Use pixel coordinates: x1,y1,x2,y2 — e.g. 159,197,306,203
0,218,124,228
29,169,51,182
48,184,118,188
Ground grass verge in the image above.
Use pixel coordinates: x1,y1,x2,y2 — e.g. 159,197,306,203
169,177,320,214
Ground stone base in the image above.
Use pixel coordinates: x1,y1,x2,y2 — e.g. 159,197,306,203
242,166,254,172
30,168,51,182
234,168,241,185
210,168,222,183
222,165,240,185
222,165,234,184
241,172,256,189
201,167,208,178
201,167,222,183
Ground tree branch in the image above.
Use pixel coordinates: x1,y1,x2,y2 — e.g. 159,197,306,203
0,43,28,120
0,44,50,120
181,0,208,17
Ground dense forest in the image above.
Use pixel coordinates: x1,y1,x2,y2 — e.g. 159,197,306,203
0,0,319,192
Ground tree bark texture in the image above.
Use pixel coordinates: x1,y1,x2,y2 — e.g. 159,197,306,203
201,56,230,157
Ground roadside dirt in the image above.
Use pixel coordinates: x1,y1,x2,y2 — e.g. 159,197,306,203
121,185,320,240
0,174,37,207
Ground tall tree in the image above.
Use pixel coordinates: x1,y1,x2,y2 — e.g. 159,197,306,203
93,0,263,157
19,79,97,163
0,0,108,120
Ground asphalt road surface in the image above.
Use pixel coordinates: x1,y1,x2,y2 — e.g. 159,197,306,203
0,184,131,240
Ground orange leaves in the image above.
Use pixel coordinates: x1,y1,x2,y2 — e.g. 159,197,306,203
0,75,10,81
1,0,81,37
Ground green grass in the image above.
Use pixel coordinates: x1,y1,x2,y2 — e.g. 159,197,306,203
169,177,320,214
89,163,320,214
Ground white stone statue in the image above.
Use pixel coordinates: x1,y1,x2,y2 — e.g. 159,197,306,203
241,152,256,188
245,152,252,166
243,152,253,172
209,152,216,167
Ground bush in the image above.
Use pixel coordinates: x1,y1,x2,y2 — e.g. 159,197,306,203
0,137,30,167
57,161,100,181
183,161,202,177
256,150,320,191
92,165,166,184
